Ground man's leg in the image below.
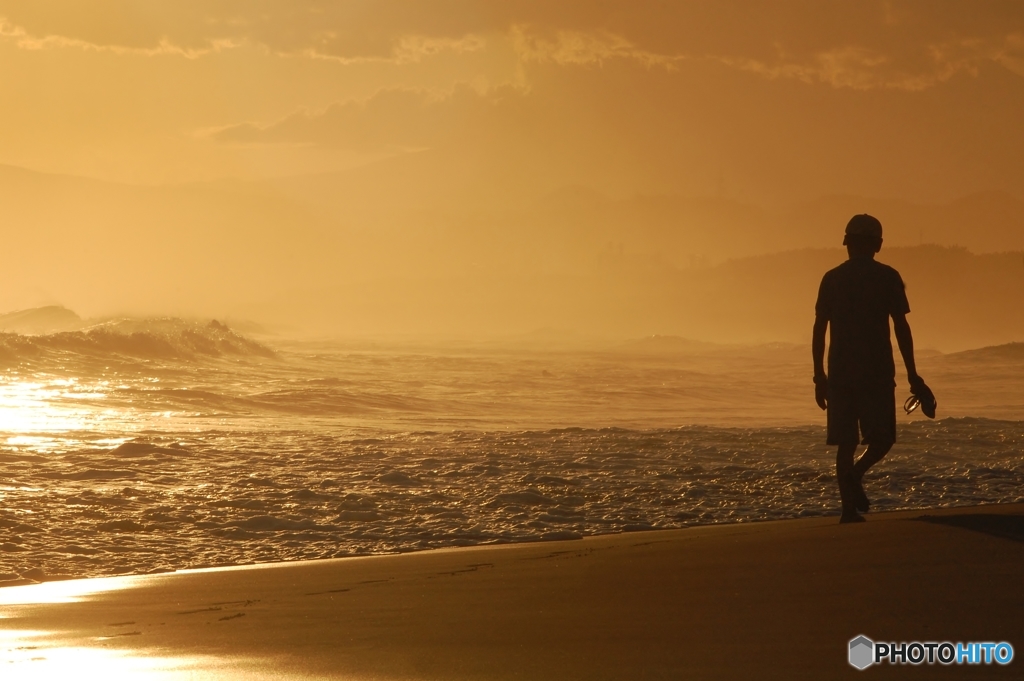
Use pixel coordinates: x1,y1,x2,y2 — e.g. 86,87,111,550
853,443,893,478
835,443,864,522
844,385,897,514
828,384,864,522
844,441,893,513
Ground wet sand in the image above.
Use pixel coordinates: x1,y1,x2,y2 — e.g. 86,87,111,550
2,503,1022,680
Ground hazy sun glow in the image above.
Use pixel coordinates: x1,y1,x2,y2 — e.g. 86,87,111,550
0,2,1020,343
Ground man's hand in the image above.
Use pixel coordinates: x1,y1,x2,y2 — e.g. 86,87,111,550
814,375,828,411
811,316,828,411
908,374,937,419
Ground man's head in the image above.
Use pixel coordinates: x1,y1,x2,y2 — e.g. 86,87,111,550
843,214,883,257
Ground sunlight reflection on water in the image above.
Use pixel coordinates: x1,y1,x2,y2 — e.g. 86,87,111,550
1,637,292,681
0,579,203,680
0,376,178,452
3,637,203,681
0,575,139,606
0,579,304,680
0,380,96,434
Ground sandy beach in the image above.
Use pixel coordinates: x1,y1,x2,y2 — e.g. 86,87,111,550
1,503,1020,680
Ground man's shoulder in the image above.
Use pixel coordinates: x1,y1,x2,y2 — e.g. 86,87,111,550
821,261,855,285
869,260,904,282
825,259,902,279
821,262,847,280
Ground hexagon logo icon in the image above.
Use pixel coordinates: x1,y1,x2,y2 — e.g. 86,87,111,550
849,635,874,670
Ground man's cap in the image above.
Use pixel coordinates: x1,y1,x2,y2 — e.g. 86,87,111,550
844,214,883,240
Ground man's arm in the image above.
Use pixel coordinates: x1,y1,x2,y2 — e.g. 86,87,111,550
892,313,919,382
812,315,828,410
894,312,936,417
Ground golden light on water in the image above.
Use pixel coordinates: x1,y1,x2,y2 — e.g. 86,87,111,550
3,641,204,681
0,376,175,449
0,379,99,436
0,574,137,606
1,634,275,681
0,578,291,680
0,579,185,680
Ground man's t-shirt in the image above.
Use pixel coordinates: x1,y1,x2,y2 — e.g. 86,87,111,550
815,258,910,388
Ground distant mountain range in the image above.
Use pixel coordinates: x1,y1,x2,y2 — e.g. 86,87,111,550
657,246,1024,351
0,162,1021,347
3,161,1022,269
0,305,82,334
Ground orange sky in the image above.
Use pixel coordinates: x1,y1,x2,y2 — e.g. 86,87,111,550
1,1,1021,201
1,2,1023,340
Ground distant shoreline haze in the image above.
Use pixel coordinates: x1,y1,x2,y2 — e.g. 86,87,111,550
0,164,1022,349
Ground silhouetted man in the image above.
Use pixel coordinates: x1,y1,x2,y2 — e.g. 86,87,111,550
812,214,935,523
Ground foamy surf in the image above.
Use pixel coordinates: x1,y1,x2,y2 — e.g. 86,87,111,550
0,420,1022,582
0,318,1022,583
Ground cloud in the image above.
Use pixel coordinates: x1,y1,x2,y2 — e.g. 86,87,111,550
509,25,682,69
717,35,1024,91
210,84,522,151
0,1,1021,89
300,34,487,65
0,0,493,63
987,32,1024,77
0,18,235,58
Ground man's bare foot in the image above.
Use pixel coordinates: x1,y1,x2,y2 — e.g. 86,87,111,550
845,471,870,513
839,510,866,524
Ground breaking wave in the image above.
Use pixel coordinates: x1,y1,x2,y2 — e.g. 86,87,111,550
0,318,275,365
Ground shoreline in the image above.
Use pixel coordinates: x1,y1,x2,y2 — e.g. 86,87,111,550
2,502,1021,679
3,497,1021,589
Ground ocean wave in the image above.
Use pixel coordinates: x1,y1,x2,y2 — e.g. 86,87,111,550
1,419,1021,582
0,317,275,364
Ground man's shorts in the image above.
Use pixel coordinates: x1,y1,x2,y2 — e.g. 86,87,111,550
826,382,896,447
